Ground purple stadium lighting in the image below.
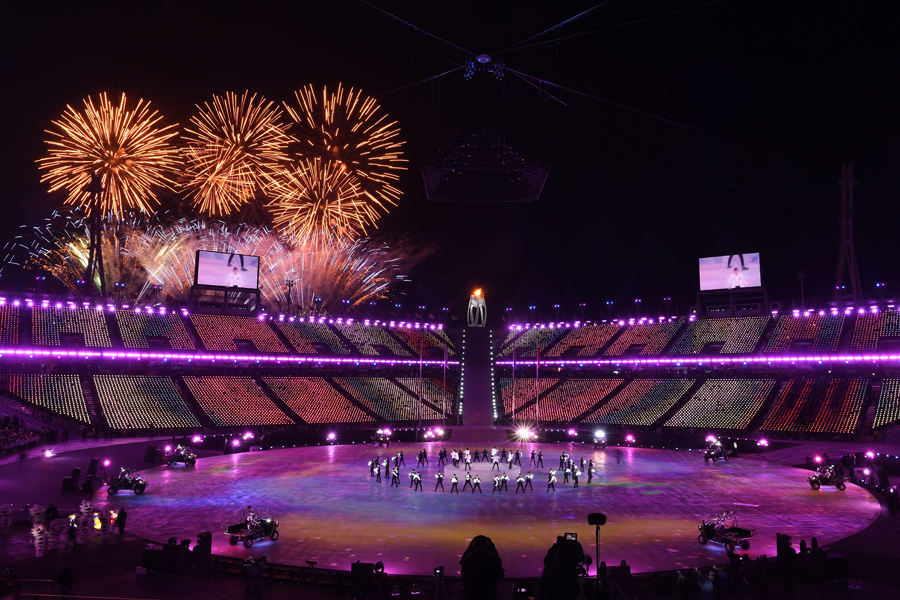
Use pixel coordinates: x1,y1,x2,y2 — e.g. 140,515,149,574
866,451,875,459
567,429,577,436
757,439,769,447
103,459,110,467
625,434,635,443
232,439,241,447
383,429,392,436
327,432,336,441
814,455,822,463
192,435,202,443
165,445,172,452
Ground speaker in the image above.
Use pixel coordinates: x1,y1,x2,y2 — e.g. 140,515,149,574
86,458,99,477
61,477,77,492
70,467,82,481
588,513,607,526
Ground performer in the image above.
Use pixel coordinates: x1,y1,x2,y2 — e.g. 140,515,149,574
559,454,565,470
491,447,498,458
525,472,534,490
399,451,405,466
547,471,557,492
572,469,580,488
376,464,382,483
383,459,390,480
473,449,481,462
482,448,489,461
501,448,508,463
563,466,571,484
472,475,483,494
435,472,444,491
464,448,471,462
451,451,459,468
422,450,429,465
417,451,425,468
414,471,423,492
587,460,594,483
537,452,544,467
391,466,400,487
514,450,522,466
369,458,376,477
394,454,400,468
507,455,514,470
501,473,510,491
530,450,536,465
463,473,473,492
438,449,446,465
464,456,472,471
450,473,459,494
492,475,501,494
491,454,501,472
515,474,526,493
409,469,416,488
580,457,585,472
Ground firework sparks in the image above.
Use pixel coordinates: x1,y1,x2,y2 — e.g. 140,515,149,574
37,92,179,219
284,84,406,220
183,91,291,216
267,158,385,241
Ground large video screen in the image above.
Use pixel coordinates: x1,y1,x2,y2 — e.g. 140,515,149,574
194,250,260,289
698,253,761,291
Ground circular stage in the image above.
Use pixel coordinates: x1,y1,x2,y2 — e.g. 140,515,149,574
114,442,881,578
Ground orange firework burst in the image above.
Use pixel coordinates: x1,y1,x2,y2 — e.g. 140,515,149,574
285,83,406,210
268,158,386,242
183,91,291,216
38,92,179,219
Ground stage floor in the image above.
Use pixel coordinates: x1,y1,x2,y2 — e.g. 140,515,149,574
113,442,880,578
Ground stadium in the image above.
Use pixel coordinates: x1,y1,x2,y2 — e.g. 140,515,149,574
2,2,899,600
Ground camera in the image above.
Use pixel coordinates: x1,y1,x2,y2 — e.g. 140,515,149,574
565,532,577,542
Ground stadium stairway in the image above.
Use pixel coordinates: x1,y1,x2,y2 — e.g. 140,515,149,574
81,376,108,431
455,328,511,445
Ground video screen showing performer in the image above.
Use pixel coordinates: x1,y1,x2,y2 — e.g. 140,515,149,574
698,253,761,291
195,250,260,289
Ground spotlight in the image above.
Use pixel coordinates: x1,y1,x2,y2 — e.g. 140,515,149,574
327,432,336,441
192,435,202,443
43,449,54,458
435,428,444,436
232,439,241,447
244,432,254,440
594,430,605,439
866,451,875,459
165,445,172,452
757,439,769,446
863,468,871,476
376,429,384,435
625,434,635,443
567,429,577,436
103,459,110,467
383,429,392,436
814,455,822,463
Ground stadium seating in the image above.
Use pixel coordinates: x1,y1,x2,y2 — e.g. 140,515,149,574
32,306,112,347
521,378,624,423
760,378,867,433
0,303,19,345
395,377,458,417
544,324,623,357
190,314,289,353
603,322,684,356
334,377,442,422
668,317,769,355
497,378,559,418
94,375,199,430
664,379,776,429
497,328,568,358
7,374,91,423
275,321,350,354
582,379,695,426
335,323,412,356
183,376,293,426
850,310,900,351
874,379,900,429
262,377,374,424
390,327,457,357
764,314,844,353
116,310,196,350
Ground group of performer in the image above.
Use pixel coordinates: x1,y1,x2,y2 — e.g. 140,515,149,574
367,449,600,492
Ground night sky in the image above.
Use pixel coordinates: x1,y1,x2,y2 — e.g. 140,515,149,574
2,1,898,323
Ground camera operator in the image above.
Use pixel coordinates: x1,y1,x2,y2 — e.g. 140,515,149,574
540,535,589,600
460,535,504,600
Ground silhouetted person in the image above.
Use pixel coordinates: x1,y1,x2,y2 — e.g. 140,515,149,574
460,536,504,600
57,566,74,598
